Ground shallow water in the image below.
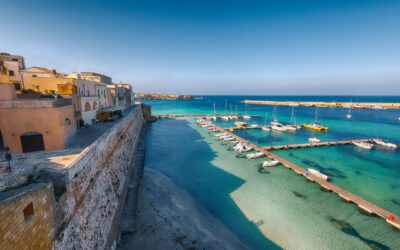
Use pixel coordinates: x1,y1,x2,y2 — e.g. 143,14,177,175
145,117,400,249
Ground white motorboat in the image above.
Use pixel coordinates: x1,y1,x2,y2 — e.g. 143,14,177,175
373,139,397,149
262,159,279,167
233,143,253,152
305,168,329,181
246,152,264,159
308,137,320,143
271,124,288,132
213,133,226,138
250,122,259,128
261,126,271,131
353,141,374,150
221,116,230,121
223,137,236,141
201,124,211,128
346,109,352,119
289,102,299,107
285,125,296,131
243,115,251,120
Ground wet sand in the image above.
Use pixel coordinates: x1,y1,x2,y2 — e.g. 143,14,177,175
118,169,248,250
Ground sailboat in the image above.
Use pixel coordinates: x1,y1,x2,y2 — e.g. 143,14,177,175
262,112,270,131
210,102,217,120
287,107,300,130
303,107,328,131
243,103,251,119
346,109,352,119
270,106,281,126
221,98,230,120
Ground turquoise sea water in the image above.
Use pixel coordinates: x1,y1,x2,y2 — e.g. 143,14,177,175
144,96,400,249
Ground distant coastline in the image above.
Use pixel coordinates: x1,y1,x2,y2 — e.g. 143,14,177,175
135,93,203,101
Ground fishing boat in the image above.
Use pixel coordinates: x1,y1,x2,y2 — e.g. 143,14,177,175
246,151,264,159
303,107,328,131
261,158,279,167
373,139,398,149
353,141,374,150
305,168,329,181
308,137,320,143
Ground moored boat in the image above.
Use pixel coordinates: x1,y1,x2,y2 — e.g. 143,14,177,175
246,151,264,159
305,168,329,181
308,137,320,143
353,141,374,150
303,123,328,131
271,124,288,132
373,139,398,149
261,158,279,167
261,126,271,131
303,107,328,131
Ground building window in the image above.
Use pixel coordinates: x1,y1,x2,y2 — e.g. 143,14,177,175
9,70,15,76
13,83,21,90
87,90,89,96
93,101,97,110
85,102,91,111
12,58,18,62
98,90,100,98
32,74,37,77
23,202,35,222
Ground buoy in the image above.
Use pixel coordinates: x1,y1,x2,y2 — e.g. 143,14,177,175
389,214,395,221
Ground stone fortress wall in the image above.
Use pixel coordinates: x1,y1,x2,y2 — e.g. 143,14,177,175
0,104,148,250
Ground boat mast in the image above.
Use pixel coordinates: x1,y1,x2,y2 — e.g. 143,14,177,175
225,97,228,114
213,101,216,115
235,105,238,115
314,107,319,123
245,103,247,116
291,107,296,124
265,112,268,125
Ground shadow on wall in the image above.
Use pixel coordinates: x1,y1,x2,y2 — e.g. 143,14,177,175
144,118,279,250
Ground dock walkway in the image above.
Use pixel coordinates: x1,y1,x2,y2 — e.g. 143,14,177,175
207,123,400,231
263,139,374,151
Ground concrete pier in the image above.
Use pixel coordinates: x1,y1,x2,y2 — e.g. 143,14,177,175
206,122,400,231
263,139,375,151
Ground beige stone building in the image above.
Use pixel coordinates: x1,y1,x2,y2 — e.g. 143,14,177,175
0,84,77,154
0,52,25,91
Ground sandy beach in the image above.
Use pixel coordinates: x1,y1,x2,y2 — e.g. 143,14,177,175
118,169,248,250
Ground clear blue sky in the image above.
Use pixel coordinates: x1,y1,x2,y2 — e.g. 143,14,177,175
2,0,400,95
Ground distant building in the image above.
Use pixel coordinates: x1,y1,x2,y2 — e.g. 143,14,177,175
0,52,25,91
107,83,132,110
0,84,77,154
80,72,112,84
